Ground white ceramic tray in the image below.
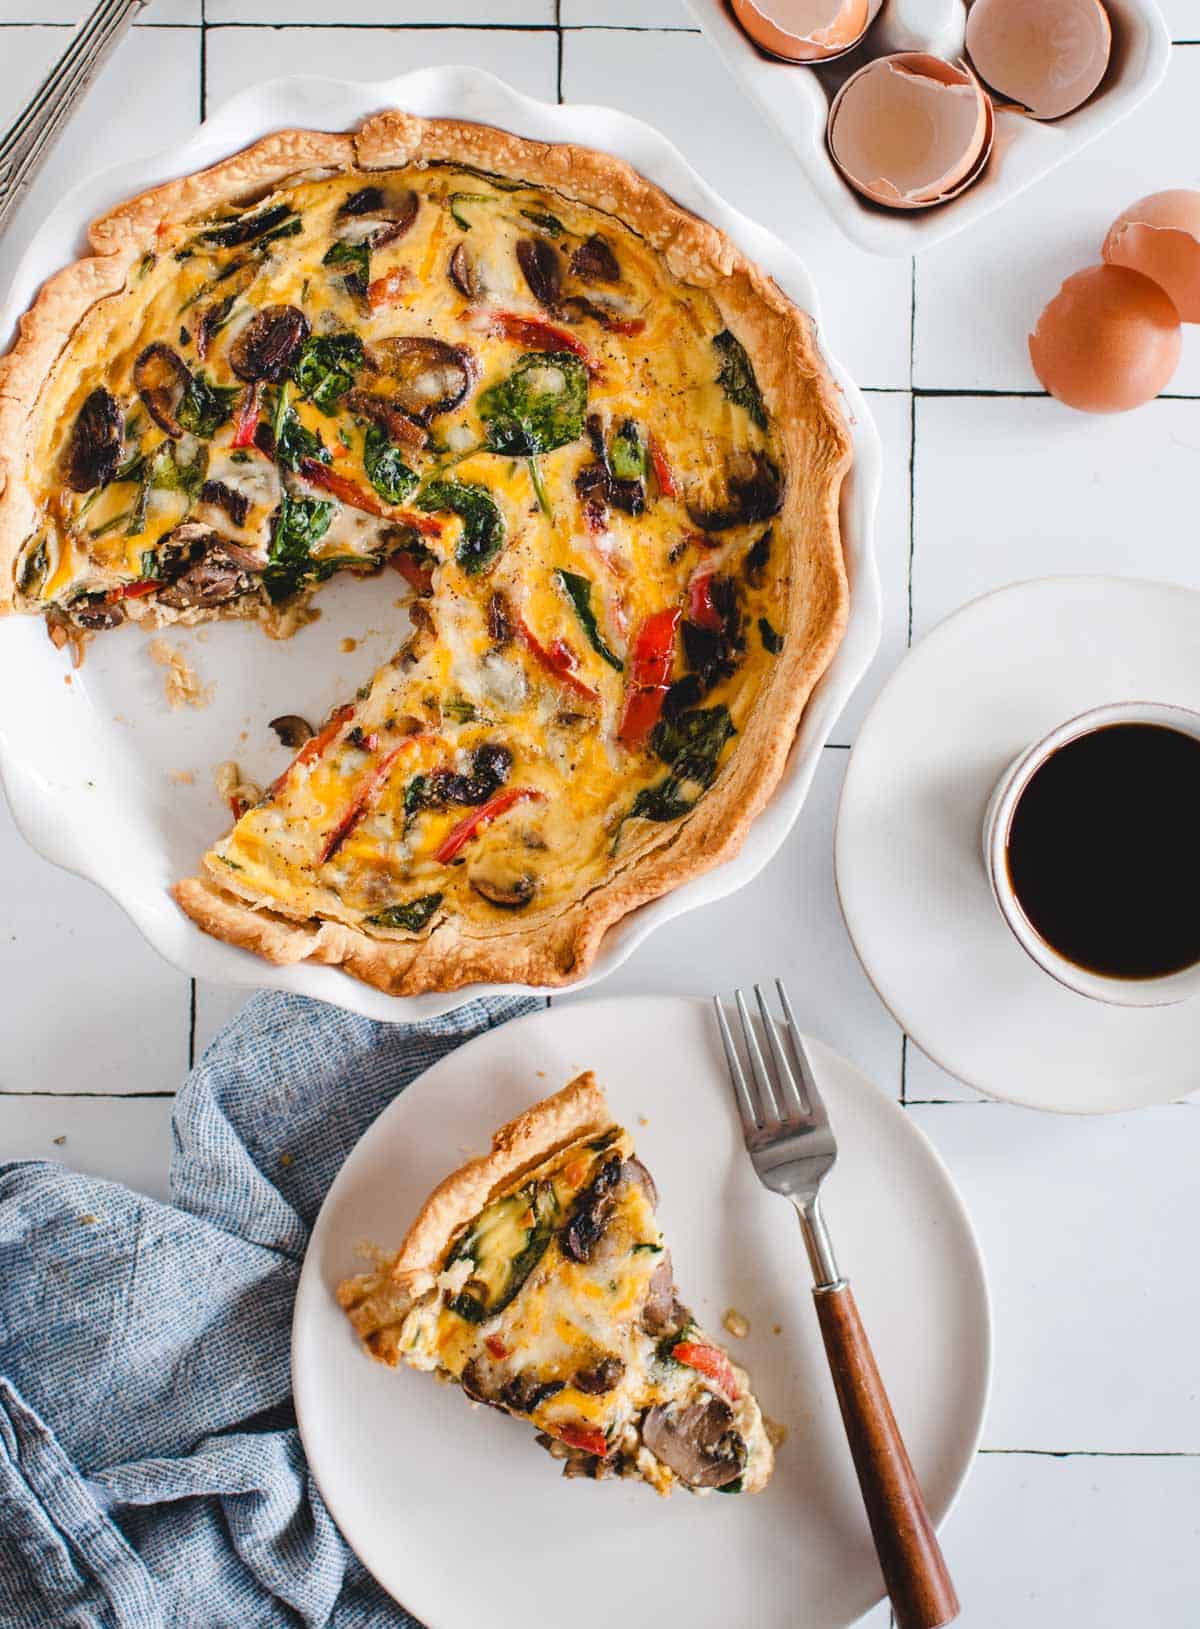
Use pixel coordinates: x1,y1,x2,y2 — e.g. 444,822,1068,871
687,0,1171,257
0,68,882,1023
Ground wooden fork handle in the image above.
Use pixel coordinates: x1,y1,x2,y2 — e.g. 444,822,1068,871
813,1281,960,1629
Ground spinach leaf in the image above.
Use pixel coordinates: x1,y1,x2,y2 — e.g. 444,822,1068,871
478,352,588,457
417,479,505,576
608,418,645,483
556,569,623,671
177,372,239,438
16,538,47,597
322,238,370,298
628,706,736,826
367,893,443,933
759,616,784,655
364,424,418,505
262,493,334,603
744,526,771,587
151,440,208,500
520,207,565,236
443,694,478,724
198,202,292,249
440,162,525,194
271,384,330,473
291,332,364,414
713,328,767,430
447,192,495,231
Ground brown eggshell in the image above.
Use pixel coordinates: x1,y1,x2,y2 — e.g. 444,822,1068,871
1028,265,1181,414
965,0,1112,120
731,0,871,64
827,53,993,210
1103,191,1200,324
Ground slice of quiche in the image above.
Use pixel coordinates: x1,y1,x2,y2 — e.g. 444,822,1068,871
337,1072,774,1496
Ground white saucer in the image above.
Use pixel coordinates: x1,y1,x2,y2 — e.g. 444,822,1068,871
835,575,1200,1114
293,996,990,1629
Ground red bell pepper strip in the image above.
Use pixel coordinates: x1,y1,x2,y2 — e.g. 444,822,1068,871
484,1334,508,1361
230,382,262,449
617,684,669,749
552,1422,610,1458
390,551,434,595
269,703,354,798
517,616,600,703
108,579,162,603
367,266,410,311
299,458,443,538
647,434,678,499
672,1341,740,1400
229,795,249,821
319,735,432,865
434,787,546,866
629,606,680,687
688,570,723,632
491,313,601,378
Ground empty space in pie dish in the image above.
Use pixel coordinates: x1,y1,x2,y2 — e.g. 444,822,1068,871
965,0,1113,120
827,53,993,210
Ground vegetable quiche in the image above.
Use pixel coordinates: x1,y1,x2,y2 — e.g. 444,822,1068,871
0,111,851,994
338,1072,774,1495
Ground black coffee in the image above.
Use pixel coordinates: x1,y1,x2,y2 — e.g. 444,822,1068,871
1005,722,1200,980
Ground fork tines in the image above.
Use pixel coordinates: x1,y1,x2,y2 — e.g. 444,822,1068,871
714,979,826,1136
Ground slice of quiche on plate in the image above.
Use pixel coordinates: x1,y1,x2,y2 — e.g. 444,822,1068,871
337,1071,774,1495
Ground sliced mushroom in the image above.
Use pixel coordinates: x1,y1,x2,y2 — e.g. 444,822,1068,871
487,589,512,646
367,337,476,423
132,343,192,439
344,389,428,450
69,592,124,630
448,242,480,301
686,449,783,532
228,304,310,383
65,388,123,492
269,714,314,748
500,1372,566,1414
642,1253,685,1337
570,234,620,283
199,478,250,528
470,871,536,910
154,523,260,609
516,236,562,309
336,184,418,249
573,1356,625,1395
642,1396,748,1489
560,1153,622,1264
624,1156,659,1208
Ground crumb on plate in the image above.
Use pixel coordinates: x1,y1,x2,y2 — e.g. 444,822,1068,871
723,1307,750,1339
168,769,195,785
148,638,213,710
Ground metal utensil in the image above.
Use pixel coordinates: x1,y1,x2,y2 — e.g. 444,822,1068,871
0,0,145,240
715,980,960,1629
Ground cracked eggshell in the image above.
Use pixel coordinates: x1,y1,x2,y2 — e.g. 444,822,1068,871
730,0,873,64
1102,191,1200,324
827,53,993,210
1029,264,1181,414
965,0,1112,121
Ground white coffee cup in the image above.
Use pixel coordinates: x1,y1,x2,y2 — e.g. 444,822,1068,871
982,700,1200,1008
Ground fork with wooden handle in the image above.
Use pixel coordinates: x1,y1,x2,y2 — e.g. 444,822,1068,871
0,0,145,240
715,980,960,1629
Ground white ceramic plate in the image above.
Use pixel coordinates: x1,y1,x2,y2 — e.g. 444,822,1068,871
835,574,1200,1113
293,995,991,1629
0,68,881,1024
687,0,1171,257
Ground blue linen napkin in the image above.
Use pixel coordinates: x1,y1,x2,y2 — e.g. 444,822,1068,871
0,988,539,1629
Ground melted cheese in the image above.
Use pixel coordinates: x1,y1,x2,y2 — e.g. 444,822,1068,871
18,164,791,935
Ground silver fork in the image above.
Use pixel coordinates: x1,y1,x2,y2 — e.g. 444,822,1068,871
0,0,145,240
715,981,960,1629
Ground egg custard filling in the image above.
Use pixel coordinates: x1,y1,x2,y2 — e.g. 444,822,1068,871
0,112,850,994
338,1073,774,1496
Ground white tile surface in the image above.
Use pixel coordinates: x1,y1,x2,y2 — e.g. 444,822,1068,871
912,1100,1200,1451
0,24,200,301
204,23,558,107
1160,2,1200,39
942,1452,1200,1628
560,27,914,390
0,0,199,23
561,1,692,25
914,48,1200,394
910,394,1200,640
206,0,553,22
0,1095,175,1201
